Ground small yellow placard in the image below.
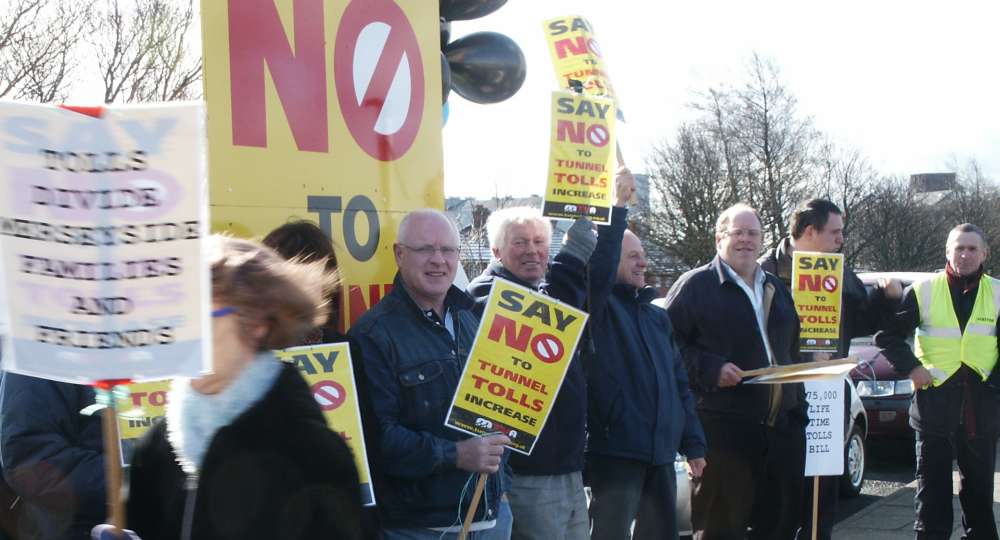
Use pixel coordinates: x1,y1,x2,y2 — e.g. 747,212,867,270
542,91,617,223
445,279,588,454
791,251,845,353
277,342,375,506
543,15,617,102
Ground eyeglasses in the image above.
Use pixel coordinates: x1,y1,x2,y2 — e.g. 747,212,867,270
399,244,460,259
721,228,762,240
211,307,237,318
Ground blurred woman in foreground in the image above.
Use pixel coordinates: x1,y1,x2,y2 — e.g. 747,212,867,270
126,235,362,540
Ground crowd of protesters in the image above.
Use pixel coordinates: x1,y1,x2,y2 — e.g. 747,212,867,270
1,169,997,540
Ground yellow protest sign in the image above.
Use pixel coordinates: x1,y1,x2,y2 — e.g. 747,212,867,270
202,0,444,333
117,380,170,466
543,16,616,102
276,343,374,506
792,252,845,353
445,279,588,454
543,92,617,223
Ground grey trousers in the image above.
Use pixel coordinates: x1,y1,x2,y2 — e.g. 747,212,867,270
508,472,589,540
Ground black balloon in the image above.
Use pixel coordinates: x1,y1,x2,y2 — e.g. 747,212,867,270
440,0,507,21
440,52,451,104
445,32,526,104
440,18,451,50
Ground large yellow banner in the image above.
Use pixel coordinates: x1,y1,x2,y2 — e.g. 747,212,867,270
542,92,617,223
445,279,587,454
202,0,444,333
277,343,375,506
543,16,616,102
791,252,844,353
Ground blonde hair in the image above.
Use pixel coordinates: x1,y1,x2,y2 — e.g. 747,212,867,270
486,206,551,250
209,234,339,350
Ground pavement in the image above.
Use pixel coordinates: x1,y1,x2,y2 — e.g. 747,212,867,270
833,470,1000,539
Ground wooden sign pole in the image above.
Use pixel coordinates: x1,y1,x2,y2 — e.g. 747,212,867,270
457,472,488,540
98,385,126,532
810,476,820,540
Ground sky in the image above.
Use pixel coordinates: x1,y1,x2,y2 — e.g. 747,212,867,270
441,0,1000,199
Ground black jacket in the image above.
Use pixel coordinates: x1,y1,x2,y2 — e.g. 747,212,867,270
664,256,807,427
585,283,706,465
0,373,105,540
875,271,1000,436
126,363,363,540
759,237,880,359
349,277,507,529
466,207,627,475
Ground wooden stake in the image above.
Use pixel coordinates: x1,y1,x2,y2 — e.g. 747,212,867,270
457,472,488,540
811,476,820,540
100,397,125,531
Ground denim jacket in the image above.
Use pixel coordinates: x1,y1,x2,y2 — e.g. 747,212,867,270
349,274,508,529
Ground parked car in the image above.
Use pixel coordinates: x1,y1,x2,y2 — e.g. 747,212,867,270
848,272,935,441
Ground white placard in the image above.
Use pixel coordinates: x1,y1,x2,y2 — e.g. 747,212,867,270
803,379,845,476
0,102,210,383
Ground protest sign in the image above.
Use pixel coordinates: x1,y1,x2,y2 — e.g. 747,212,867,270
542,92,617,223
445,279,587,454
543,16,617,103
0,102,210,383
803,379,845,476
116,380,170,466
202,0,443,333
276,343,375,506
742,357,857,384
792,251,845,353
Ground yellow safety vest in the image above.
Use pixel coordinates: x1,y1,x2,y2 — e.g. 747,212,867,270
913,273,1000,386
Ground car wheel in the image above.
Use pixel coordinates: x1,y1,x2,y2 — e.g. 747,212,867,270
841,423,866,497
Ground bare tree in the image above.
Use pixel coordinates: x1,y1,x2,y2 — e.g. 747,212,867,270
944,158,1000,274
0,0,93,102
816,143,880,267
93,0,203,103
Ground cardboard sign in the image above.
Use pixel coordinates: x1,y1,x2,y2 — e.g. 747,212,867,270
276,343,375,506
543,16,617,103
803,379,845,476
202,0,444,334
0,102,210,383
445,279,587,454
792,252,844,353
117,380,171,466
542,92,617,223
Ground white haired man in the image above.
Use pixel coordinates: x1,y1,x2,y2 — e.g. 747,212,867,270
467,169,634,540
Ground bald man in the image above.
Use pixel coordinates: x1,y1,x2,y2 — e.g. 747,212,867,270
350,210,512,540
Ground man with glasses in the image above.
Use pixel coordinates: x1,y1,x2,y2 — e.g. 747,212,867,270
467,169,634,540
350,209,512,540
663,204,807,539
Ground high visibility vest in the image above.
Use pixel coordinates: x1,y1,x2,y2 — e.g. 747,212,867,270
913,273,1000,386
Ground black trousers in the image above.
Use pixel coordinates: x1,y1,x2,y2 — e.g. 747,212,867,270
586,454,678,540
914,429,998,540
692,414,806,540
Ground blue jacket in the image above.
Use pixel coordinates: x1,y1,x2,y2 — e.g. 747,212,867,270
0,372,105,540
349,275,507,529
467,207,628,475
584,281,706,465
663,256,807,427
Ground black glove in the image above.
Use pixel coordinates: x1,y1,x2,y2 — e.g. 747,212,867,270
560,218,597,263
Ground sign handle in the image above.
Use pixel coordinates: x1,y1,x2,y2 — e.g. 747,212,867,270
458,472,489,540
810,476,820,540
96,383,127,532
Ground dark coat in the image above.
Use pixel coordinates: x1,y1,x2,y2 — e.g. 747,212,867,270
875,272,1000,436
585,283,707,465
126,363,363,540
759,237,880,359
349,277,507,529
0,373,105,540
663,256,807,427
466,207,627,475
